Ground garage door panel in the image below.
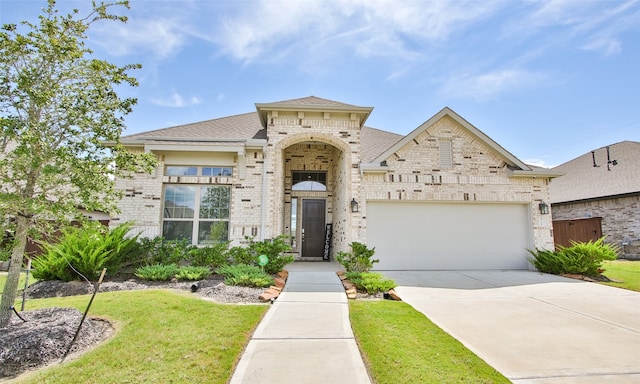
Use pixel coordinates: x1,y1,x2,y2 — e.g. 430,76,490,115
366,202,531,270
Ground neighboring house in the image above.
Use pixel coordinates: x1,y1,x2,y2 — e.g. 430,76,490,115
113,96,558,270
550,141,640,259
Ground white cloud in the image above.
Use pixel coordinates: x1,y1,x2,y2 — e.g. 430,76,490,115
92,17,187,59
151,92,201,108
210,0,501,63
524,158,554,169
503,0,639,55
441,69,547,101
581,37,622,57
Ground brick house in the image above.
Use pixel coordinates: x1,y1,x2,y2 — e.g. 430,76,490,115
550,141,640,259
113,96,557,270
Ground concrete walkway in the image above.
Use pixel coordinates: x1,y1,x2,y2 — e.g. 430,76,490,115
229,262,371,384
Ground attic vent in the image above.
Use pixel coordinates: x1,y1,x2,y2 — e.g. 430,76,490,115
439,140,453,168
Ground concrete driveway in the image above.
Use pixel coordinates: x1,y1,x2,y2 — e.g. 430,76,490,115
380,270,640,383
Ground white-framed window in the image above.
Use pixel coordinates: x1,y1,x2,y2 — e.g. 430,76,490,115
165,166,233,177
162,184,230,244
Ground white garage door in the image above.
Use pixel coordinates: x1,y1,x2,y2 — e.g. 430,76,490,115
366,202,532,270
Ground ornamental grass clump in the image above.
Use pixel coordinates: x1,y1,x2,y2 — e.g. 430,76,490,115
528,237,618,276
346,272,396,294
215,264,274,288
32,222,140,281
134,264,180,281
175,266,211,281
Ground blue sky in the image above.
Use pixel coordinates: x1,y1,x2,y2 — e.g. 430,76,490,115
2,0,639,167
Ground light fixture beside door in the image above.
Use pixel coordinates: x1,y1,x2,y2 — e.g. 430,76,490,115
351,198,359,213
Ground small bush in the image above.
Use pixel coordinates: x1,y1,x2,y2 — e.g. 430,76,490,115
33,222,111,281
226,236,294,273
346,272,396,294
138,237,195,266
190,242,229,268
135,264,179,281
215,264,274,288
32,222,141,281
249,236,294,274
529,237,619,276
336,242,378,272
176,266,211,281
227,245,255,265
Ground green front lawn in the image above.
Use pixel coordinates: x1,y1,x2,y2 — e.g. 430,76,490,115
350,300,509,384
10,290,267,384
3,276,510,383
600,260,640,292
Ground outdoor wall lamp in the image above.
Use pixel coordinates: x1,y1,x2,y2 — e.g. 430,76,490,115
538,201,549,215
351,198,359,213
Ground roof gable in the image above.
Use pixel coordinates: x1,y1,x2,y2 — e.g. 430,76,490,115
255,96,373,128
259,96,363,108
369,107,531,171
550,141,640,203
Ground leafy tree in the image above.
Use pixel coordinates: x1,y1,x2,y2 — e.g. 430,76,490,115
0,1,156,327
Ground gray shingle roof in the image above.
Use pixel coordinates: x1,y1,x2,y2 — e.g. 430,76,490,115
360,126,403,163
550,141,640,203
122,107,400,159
122,97,373,143
122,112,266,141
119,97,539,173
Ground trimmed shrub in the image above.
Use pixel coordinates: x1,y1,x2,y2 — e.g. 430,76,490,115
227,236,294,274
135,264,180,281
137,237,195,266
215,264,274,288
346,272,396,294
249,236,294,274
336,242,378,272
190,242,229,268
227,245,255,265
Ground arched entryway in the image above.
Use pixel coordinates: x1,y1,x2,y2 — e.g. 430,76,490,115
273,134,355,260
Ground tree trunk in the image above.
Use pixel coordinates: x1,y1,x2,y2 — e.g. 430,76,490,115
0,215,29,328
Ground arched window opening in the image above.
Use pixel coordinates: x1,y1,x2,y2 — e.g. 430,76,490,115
292,171,327,191
292,181,326,191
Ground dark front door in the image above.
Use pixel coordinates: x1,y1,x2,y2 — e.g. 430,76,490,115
302,199,326,258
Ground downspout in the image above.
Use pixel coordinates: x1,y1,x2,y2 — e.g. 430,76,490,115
260,147,267,241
